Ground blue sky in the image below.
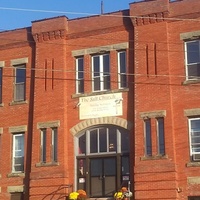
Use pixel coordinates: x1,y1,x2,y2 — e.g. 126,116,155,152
0,0,138,31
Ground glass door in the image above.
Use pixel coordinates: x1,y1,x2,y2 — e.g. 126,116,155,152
90,157,116,197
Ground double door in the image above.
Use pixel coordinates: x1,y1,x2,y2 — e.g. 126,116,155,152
90,157,116,197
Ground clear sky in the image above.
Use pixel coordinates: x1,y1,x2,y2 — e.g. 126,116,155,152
0,0,138,31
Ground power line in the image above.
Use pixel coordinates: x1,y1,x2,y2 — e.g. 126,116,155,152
0,6,199,22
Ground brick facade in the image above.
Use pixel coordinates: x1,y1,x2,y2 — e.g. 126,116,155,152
0,0,200,199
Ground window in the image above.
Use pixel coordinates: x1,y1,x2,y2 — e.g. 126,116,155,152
0,67,2,103
51,128,58,162
78,127,129,155
12,133,24,173
14,64,26,101
92,54,110,91
189,118,200,161
76,57,84,94
185,40,200,80
40,129,46,163
10,192,23,200
118,51,127,88
144,119,152,156
157,117,165,155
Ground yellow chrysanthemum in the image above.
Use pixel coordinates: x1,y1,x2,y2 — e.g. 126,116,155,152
114,191,123,199
69,192,79,200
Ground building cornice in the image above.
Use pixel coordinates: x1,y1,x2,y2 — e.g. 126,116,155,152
32,29,67,43
132,11,169,26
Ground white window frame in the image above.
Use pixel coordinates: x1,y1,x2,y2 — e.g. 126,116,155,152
92,54,110,92
118,51,127,88
76,57,84,94
12,133,24,173
185,40,200,80
51,128,58,162
188,118,200,161
14,64,26,101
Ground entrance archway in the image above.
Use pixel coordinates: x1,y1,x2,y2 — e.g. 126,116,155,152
74,124,131,198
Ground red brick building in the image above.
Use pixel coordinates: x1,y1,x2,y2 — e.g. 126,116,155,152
0,0,200,199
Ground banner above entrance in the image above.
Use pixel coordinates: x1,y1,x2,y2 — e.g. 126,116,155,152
79,93,123,120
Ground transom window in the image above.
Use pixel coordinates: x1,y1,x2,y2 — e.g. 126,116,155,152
185,40,200,80
92,54,110,92
189,118,200,161
78,126,129,155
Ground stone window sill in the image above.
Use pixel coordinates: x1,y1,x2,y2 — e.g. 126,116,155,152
72,88,129,98
182,79,200,85
7,172,25,178
186,162,200,167
9,100,28,106
140,154,168,161
0,103,4,107
36,161,59,167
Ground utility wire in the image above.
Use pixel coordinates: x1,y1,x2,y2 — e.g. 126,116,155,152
0,6,200,22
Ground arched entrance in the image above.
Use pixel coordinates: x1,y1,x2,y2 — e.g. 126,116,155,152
73,123,131,198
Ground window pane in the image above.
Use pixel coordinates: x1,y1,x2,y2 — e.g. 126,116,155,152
121,156,130,175
187,41,200,64
119,52,126,73
99,128,107,152
190,119,200,156
16,67,26,83
144,119,152,156
13,134,24,172
15,83,25,101
103,54,110,74
109,127,117,152
76,57,84,93
52,128,58,162
79,133,86,154
93,56,100,77
121,129,129,152
41,129,46,162
94,77,100,91
0,68,2,103
90,129,98,153
187,63,200,79
157,118,165,155
103,75,110,90
78,158,86,176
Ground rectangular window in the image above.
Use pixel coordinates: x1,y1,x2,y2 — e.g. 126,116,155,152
92,54,110,92
12,133,24,173
10,192,23,200
189,118,200,161
76,57,84,94
118,51,127,88
157,117,165,155
40,129,47,163
0,68,2,103
144,119,152,156
51,128,58,162
185,40,200,80
14,64,26,101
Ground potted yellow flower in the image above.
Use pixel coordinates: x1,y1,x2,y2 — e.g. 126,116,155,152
69,189,87,200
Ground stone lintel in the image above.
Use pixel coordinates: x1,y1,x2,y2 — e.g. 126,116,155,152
72,42,128,57
11,57,28,66
9,125,27,133
184,108,200,117
7,185,24,193
37,120,60,129
140,110,166,119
